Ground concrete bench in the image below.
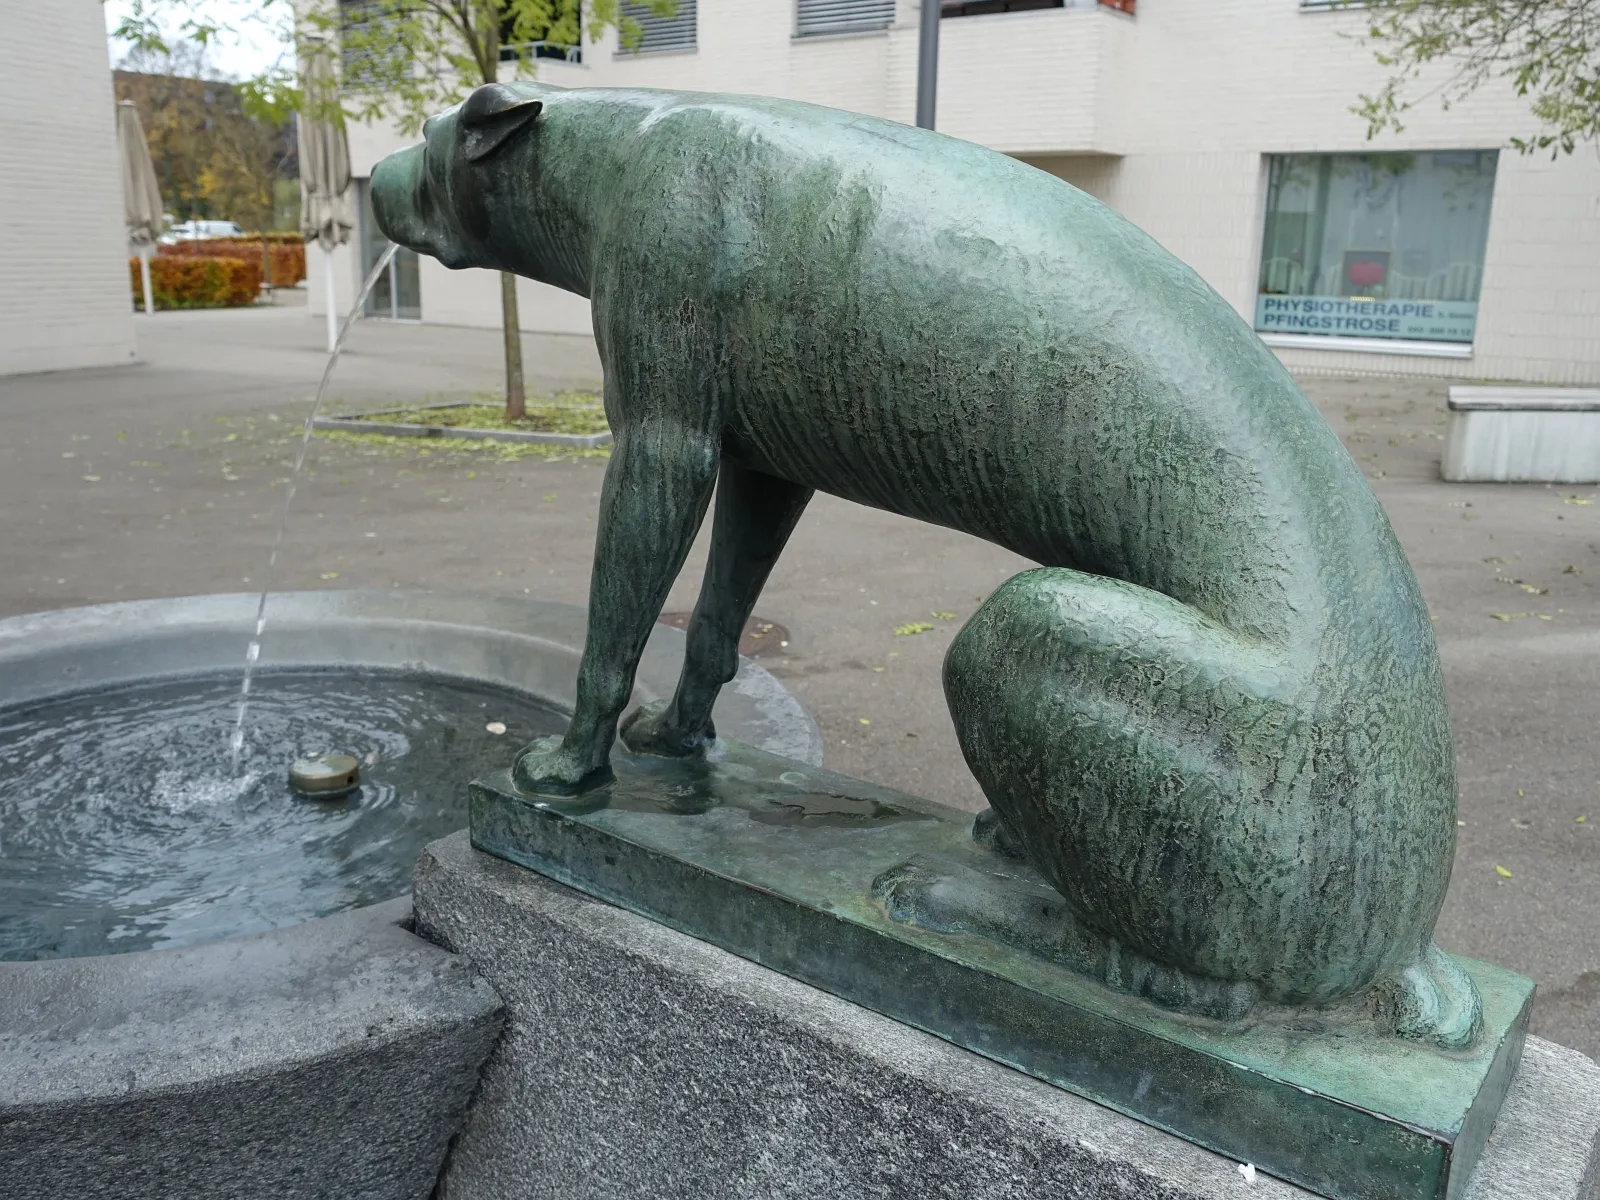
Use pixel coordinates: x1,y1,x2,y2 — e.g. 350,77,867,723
1444,386,1600,483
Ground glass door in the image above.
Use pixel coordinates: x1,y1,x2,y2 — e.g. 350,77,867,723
357,178,421,319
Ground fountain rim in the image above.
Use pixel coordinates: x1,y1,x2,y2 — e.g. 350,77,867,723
0,589,823,768
0,588,823,1146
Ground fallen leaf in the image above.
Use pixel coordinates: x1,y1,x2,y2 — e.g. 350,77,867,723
1518,789,1525,797
82,475,100,483
873,666,885,673
320,572,340,580
1578,816,1588,824
858,718,871,726
1564,565,1584,575
1495,865,1513,879
542,494,557,502
894,622,936,636
931,611,957,621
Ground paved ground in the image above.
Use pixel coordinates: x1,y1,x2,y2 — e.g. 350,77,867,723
4,298,1598,1057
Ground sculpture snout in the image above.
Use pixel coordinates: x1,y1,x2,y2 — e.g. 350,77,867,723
372,142,473,269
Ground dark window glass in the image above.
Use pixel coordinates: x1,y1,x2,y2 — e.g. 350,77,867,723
1256,151,1498,344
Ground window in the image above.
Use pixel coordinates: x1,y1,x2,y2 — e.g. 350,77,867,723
797,0,894,37
1255,151,1498,345
358,180,420,320
338,0,406,91
499,2,583,64
619,0,697,54
942,0,1133,17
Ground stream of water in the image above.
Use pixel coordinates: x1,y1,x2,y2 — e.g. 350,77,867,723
228,242,401,770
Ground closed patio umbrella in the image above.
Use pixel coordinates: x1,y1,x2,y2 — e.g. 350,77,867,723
297,41,354,353
117,99,164,316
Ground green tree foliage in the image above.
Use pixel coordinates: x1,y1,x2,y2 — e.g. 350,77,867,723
114,42,298,231
109,0,674,419
1351,0,1600,155
315,0,671,134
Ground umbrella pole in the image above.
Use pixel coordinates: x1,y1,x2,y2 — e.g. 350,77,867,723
322,244,338,354
139,248,155,315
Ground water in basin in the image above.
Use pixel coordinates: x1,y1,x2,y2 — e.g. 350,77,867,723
0,668,565,961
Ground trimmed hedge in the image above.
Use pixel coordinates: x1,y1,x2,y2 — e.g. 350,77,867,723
131,255,263,310
159,237,306,287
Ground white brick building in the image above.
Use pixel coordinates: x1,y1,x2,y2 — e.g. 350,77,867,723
321,0,1600,384
0,1,137,376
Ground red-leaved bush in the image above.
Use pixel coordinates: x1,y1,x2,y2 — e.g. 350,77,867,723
131,255,263,310
159,237,306,287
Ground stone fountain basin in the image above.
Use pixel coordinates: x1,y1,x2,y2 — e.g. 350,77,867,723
0,591,821,1200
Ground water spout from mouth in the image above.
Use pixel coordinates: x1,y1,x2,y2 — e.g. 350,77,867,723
228,242,402,772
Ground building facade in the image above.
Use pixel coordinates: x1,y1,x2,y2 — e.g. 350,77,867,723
0,2,137,376
320,0,1600,385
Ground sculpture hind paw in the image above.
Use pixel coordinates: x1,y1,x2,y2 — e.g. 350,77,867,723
1376,943,1483,1051
620,700,714,759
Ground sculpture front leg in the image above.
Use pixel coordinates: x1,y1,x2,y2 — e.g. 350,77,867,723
514,421,719,795
622,461,812,759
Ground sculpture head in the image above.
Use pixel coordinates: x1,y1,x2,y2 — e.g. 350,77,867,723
371,82,544,271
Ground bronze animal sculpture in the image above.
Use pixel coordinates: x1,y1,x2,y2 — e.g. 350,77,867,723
373,82,1480,1049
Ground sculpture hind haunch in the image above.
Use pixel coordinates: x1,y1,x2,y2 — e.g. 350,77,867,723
372,82,1480,1050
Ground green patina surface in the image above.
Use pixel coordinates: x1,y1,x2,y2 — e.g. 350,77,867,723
373,81,1537,1194
470,740,1532,1200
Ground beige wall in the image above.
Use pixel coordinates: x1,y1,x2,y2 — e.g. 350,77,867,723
0,1,137,376
332,0,1600,384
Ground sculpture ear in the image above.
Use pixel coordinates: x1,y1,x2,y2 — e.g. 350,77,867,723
460,84,543,163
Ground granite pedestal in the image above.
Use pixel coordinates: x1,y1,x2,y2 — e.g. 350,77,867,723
413,832,1600,1200
0,899,503,1200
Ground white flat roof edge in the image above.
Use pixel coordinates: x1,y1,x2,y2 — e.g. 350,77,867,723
1259,333,1474,358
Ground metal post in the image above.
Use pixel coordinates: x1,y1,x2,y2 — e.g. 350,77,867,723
138,248,155,316
916,0,941,130
322,244,338,353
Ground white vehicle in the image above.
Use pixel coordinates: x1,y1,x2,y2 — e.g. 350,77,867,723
160,219,248,244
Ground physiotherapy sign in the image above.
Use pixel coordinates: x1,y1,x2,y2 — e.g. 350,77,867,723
1256,295,1477,344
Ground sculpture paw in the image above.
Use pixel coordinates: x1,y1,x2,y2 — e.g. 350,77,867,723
972,806,1028,861
512,735,613,796
1379,943,1483,1050
619,700,714,759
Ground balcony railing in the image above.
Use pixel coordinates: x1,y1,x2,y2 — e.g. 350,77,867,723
942,0,1133,17
499,40,582,64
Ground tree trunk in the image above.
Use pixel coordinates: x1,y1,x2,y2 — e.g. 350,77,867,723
501,271,526,421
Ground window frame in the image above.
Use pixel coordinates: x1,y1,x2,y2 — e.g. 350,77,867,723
1253,149,1499,353
617,0,699,56
795,0,897,39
